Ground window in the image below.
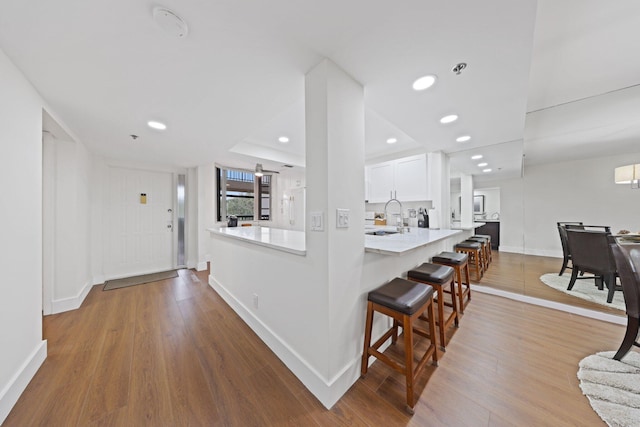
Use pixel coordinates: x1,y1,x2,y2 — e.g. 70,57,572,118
216,167,271,221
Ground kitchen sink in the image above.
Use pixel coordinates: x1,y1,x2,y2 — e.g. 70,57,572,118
365,230,398,236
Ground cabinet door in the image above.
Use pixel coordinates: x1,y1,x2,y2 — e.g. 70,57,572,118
367,161,394,203
394,154,428,201
364,165,369,202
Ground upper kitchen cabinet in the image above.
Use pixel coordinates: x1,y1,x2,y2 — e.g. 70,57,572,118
367,161,394,202
366,154,429,203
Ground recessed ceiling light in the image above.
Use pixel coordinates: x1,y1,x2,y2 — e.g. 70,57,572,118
471,155,483,160
147,120,167,130
440,114,458,124
278,136,289,143
483,168,492,173
412,75,437,91
386,138,397,144
456,135,471,143
478,162,488,167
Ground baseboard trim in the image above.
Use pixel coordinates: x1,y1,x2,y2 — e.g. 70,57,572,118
208,274,357,409
524,248,562,258
196,261,208,271
471,284,626,325
0,340,47,425
497,246,563,259
498,245,524,254
51,280,93,314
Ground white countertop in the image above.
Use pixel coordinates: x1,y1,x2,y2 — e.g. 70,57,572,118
208,226,306,256
209,225,464,257
364,226,463,255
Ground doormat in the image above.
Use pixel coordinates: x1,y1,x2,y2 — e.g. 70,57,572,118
103,270,178,291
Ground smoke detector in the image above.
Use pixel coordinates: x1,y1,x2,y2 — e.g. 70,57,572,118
153,7,189,38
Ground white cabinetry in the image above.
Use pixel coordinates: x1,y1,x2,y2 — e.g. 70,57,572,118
367,161,394,203
365,154,429,203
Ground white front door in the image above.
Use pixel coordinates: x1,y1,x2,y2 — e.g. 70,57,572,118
105,167,174,278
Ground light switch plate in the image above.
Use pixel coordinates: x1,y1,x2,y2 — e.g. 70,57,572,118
310,211,324,231
336,208,350,228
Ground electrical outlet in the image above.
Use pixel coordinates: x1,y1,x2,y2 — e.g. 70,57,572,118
253,293,259,309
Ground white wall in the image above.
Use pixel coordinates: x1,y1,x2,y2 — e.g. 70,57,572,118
491,176,524,253
523,152,640,257
474,187,501,219
196,163,215,271
43,134,94,314
186,167,199,269
0,48,47,424
460,174,474,227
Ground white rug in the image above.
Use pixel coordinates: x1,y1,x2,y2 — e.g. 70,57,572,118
579,351,640,427
539,273,625,312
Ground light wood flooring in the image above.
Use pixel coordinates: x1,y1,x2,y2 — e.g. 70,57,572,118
480,251,624,316
4,266,625,426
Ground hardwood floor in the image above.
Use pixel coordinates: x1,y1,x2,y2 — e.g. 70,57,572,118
4,267,624,426
480,251,624,315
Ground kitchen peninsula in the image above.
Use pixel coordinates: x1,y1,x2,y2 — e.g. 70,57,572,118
209,225,463,256
207,223,473,409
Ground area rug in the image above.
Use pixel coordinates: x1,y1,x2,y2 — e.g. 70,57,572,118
103,270,178,291
539,273,625,311
578,351,640,427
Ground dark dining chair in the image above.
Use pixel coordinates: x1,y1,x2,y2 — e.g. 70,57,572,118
557,222,584,276
608,237,640,360
565,227,620,303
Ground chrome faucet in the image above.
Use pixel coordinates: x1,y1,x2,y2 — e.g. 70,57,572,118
384,194,406,233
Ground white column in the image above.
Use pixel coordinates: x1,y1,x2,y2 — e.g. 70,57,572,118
305,58,365,402
428,151,450,229
460,173,474,228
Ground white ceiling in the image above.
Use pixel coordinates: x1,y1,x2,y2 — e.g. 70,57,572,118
0,0,638,178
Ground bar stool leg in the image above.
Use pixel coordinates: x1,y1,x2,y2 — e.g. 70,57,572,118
463,261,471,305
403,313,414,413
361,301,375,377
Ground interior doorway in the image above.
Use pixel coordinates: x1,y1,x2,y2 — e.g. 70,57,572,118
104,166,175,279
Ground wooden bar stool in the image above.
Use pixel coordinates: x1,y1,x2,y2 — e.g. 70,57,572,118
407,263,458,350
475,234,493,263
455,241,483,281
432,251,471,314
467,236,490,271
361,277,438,414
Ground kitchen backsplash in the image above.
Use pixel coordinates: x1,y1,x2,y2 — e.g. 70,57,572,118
365,200,433,220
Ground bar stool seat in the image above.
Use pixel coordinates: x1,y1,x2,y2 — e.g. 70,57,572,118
467,237,490,271
474,234,493,262
407,263,458,350
455,241,483,281
361,277,438,414
432,251,471,314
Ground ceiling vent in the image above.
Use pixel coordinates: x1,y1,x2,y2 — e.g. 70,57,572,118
153,7,189,38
